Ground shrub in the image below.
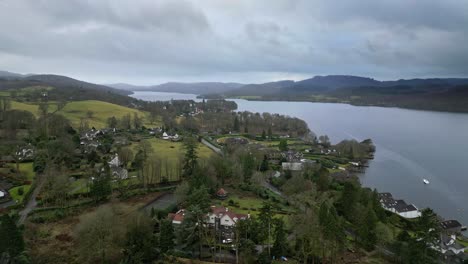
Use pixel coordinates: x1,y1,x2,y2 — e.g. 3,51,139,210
17,187,24,196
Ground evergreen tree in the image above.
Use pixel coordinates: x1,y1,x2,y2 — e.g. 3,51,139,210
261,130,266,140
233,116,240,132
260,155,269,172
122,215,157,263
182,137,198,178
89,161,112,201
159,219,175,253
259,202,274,257
272,219,288,258
267,127,273,140
0,214,25,259
278,139,288,151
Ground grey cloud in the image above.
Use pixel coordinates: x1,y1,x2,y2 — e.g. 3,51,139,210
0,0,467,84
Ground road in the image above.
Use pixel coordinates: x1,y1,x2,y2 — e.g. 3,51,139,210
18,174,45,225
201,138,223,156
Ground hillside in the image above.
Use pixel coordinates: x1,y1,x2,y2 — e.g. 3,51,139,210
219,75,468,113
10,100,153,128
109,81,244,94
0,72,136,106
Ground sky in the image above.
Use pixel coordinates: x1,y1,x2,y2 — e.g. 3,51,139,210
0,0,467,85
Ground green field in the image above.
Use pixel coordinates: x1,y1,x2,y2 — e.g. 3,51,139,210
9,185,31,203
11,100,157,128
132,138,213,163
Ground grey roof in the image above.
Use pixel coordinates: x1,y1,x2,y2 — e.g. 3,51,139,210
441,220,462,230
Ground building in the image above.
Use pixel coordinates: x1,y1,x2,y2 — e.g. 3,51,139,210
216,188,228,199
168,206,248,229
108,154,128,180
379,193,421,218
207,206,248,230
441,220,463,234
282,162,303,171
168,209,186,225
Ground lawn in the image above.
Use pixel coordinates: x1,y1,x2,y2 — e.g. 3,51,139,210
11,100,159,129
58,100,154,128
132,138,213,162
129,138,214,180
9,185,31,203
18,162,34,180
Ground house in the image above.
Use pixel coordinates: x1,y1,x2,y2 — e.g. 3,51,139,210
441,220,463,234
216,188,228,199
168,209,186,225
282,162,303,171
272,171,281,178
168,206,248,229
108,154,122,167
282,150,303,162
207,206,248,229
15,144,35,161
108,154,128,180
378,193,421,218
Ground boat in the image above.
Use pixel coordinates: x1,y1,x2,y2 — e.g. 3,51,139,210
423,179,430,184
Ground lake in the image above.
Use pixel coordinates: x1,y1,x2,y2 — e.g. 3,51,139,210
131,91,468,226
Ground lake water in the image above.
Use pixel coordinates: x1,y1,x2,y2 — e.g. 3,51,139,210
131,91,468,226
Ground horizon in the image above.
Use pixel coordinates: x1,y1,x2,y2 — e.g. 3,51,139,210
1,1,467,85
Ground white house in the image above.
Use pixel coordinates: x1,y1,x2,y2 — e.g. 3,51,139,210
169,206,248,228
379,193,421,219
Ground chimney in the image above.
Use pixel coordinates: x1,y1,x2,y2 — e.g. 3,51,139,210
226,207,229,212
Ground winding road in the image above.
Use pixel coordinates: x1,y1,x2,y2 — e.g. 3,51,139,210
18,174,45,225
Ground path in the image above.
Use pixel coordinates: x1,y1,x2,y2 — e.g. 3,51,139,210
18,174,45,225
201,138,223,156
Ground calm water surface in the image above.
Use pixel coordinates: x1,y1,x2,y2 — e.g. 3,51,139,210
131,91,468,225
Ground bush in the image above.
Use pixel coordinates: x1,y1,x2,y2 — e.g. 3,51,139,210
17,187,24,196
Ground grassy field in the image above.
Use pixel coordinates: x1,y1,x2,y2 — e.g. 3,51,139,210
10,100,158,128
9,185,31,203
132,138,213,162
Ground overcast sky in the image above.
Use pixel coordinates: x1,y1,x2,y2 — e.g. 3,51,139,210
0,0,467,85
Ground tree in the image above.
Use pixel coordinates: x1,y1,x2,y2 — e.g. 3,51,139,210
0,214,25,260
260,155,269,172
267,126,273,140
278,139,288,151
86,110,94,119
107,116,118,128
75,205,125,263
233,116,240,132
261,130,266,140
259,202,274,257
89,161,112,202
272,218,288,258
133,113,142,129
117,147,134,168
122,213,157,263
159,219,175,253
338,181,359,221
317,170,330,191
319,135,331,148
182,137,198,178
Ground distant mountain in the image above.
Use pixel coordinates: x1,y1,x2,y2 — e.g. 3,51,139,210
110,82,245,94
225,80,295,96
107,83,148,91
23,74,131,96
0,70,25,79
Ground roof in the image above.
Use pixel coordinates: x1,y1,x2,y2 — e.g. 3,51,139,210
441,220,462,230
168,209,186,223
282,162,303,171
216,188,227,196
378,192,393,199
210,206,248,222
0,190,5,198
